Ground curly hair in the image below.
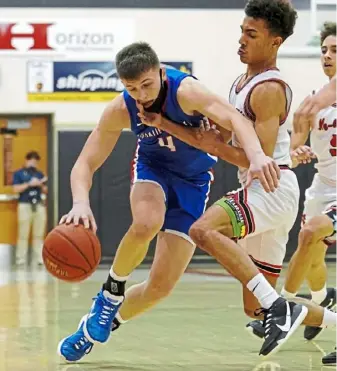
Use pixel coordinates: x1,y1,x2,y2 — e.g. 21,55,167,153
245,0,298,41
321,22,336,45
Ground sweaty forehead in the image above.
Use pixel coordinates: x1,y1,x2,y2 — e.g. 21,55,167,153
242,16,270,34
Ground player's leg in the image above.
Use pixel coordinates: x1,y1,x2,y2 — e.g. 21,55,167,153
189,172,308,356
111,172,210,324
31,203,47,265
58,231,194,362
304,244,336,340
116,231,195,322
83,180,167,342
244,224,334,343
282,179,336,306
295,212,336,340
16,203,32,265
244,268,278,340
281,214,336,334
58,180,166,361
306,244,328,296
240,231,282,340
281,216,332,297
59,171,209,362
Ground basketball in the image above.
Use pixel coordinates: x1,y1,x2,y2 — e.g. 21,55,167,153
42,224,101,282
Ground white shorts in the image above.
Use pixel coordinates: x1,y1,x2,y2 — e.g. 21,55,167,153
215,168,299,277
303,173,336,220
303,173,336,244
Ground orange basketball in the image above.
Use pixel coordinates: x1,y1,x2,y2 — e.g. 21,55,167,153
42,224,101,282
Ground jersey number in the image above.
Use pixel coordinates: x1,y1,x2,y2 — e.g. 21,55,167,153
158,136,176,152
330,134,336,157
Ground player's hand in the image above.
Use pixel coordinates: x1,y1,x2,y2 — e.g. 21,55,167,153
28,177,42,187
246,153,281,193
198,117,212,132
59,201,97,233
196,118,224,148
291,145,316,167
136,102,162,128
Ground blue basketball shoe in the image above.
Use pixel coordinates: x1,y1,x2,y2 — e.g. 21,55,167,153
58,315,94,362
83,288,124,343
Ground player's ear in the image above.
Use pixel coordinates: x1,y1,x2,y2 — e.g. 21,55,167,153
273,36,283,48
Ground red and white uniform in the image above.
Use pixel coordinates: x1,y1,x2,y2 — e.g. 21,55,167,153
303,87,336,243
227,69,300,276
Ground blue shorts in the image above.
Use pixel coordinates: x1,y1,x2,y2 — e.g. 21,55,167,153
132,162,212,243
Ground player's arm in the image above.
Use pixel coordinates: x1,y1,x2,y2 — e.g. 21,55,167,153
150,115,250,167
60,95,130,231
178,78,280,191
290,107,312,168
293,75,336,139
308,75,336,111
212,125,250,167
178,78,265,160
70,96,129,205
248,81,286,159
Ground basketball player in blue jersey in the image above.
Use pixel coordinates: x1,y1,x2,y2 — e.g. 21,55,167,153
58,42,281,361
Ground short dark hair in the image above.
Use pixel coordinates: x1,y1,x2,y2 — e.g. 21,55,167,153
245,0,297,41
116,42,160,80
321,22,336,45
25,151,40,161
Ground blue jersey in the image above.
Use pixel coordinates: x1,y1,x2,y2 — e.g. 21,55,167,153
123,68,217,179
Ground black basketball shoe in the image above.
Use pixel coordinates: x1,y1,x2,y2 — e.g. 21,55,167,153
304,288,336,341
322,348,336,366
246,320,265,339
258,297,308,357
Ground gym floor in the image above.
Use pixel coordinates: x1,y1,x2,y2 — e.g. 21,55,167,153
0,263,335,371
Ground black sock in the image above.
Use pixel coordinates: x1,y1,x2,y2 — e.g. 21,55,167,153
103,274,126,296
111,318,121,332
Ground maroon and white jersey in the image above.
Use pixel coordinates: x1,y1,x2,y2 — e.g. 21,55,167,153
311,87,336,185
229,69,292,184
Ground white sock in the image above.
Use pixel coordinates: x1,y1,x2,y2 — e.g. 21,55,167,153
247,273,279,309
281,287,297,299
116,312,127,324
110,267,130,282
311,285,327,305
320,308,337,328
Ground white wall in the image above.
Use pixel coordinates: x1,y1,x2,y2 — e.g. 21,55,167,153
0,7,335,128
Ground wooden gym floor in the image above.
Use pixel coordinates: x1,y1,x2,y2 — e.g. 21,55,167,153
0,263,335,371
